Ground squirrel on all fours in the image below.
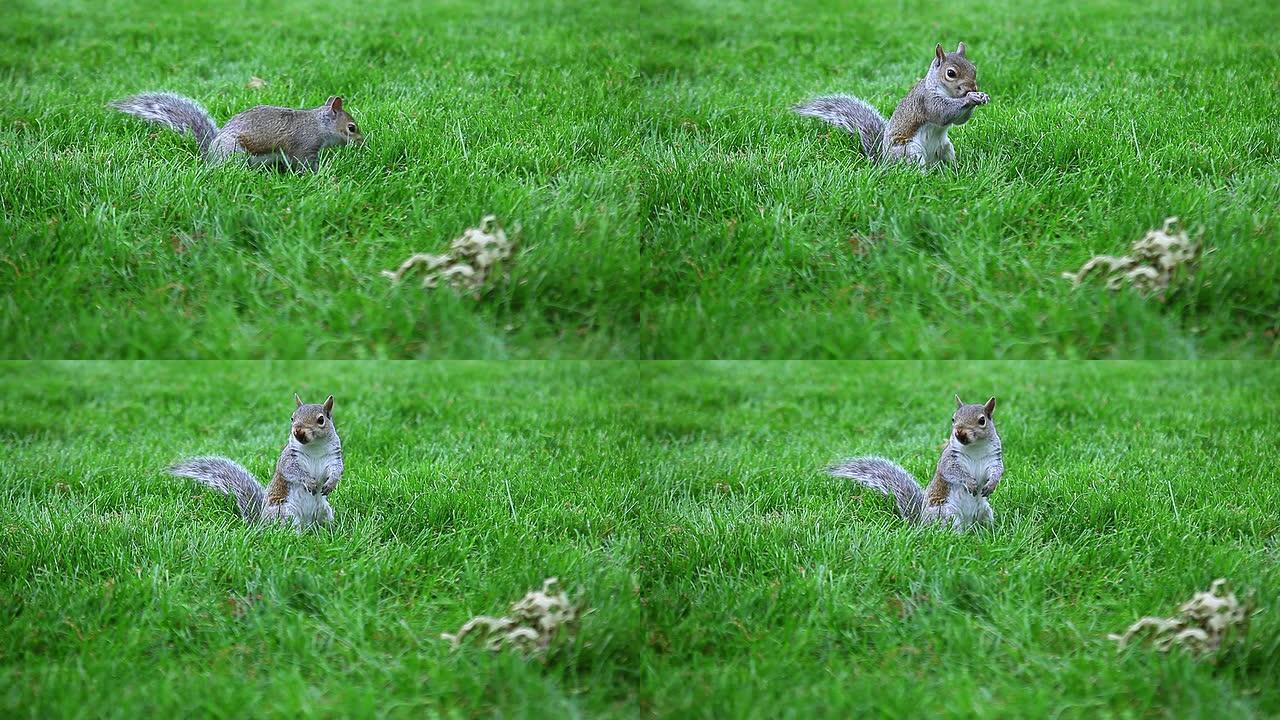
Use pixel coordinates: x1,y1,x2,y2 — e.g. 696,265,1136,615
170,394,345,530
795,42,989,167
110,92,364,172
828,395,1005,531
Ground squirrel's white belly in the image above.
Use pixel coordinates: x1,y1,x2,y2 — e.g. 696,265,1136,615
944,488,990,530
291,487,324,513
908,123,952,165
285,446,336,528
940,443,999,530
283,485,332,528
957,446,998,484
298,448,332,482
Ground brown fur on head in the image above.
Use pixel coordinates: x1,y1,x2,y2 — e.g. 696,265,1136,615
323,96,364,145
931,43,979,97
291,394,336,445
951,395,997,446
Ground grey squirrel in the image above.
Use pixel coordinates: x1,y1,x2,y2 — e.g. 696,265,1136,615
795,43,989,166
828,396,1004,531
110,93,363,171
170,395,344,530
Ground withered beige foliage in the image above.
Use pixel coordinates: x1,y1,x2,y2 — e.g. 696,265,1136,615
442,578,581,656
246,76,267,90
1062,217,1201,295
382,215,514,292
1109,579,1248,657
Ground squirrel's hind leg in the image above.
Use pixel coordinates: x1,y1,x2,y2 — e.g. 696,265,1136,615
318,500,335,527
204,134,242,166
937,139,956,166
246,151,296,172
258,502,285,526
906,144,931,168
882,142,909,164
919,505,944,527
884,140,930,168
265,153,317,174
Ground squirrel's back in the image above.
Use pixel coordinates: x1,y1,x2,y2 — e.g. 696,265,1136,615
220,105,326,158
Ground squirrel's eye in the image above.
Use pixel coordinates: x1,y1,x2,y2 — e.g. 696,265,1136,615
978,416,986,426
347,123,357,133
946,68,956,79
317,416,326,426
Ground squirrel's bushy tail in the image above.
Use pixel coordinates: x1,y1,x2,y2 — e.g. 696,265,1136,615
827,457,923,521
170,457,265,522
110,92,218,155
793,95,886,158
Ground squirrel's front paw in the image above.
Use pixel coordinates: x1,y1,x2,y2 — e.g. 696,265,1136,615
981,481,998,497
964,480,980,495
967,91,990,106
304,482,320,495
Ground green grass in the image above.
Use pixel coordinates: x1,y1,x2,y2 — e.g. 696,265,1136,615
2,0,1278,358
3,361,1279,717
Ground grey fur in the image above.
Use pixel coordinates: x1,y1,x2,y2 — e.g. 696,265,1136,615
792,95,886,158
110,92,363,171
170,395,345,531
109,92,218,154
827,456,923,520
828,396,1005,532
795,43,988,167
169,456,265,521
321,440,345,496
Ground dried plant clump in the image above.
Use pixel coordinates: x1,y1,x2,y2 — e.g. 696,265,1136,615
442,578,581,656
1062,217,1201,295
1109,579,1249,658
382,215,514,292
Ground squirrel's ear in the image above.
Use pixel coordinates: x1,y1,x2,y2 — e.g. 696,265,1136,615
326,96,343,113
323,395,334,415
956,42,967,57
984,397,997,416
954,394,964,409
935,44,946,64
294,393,303,408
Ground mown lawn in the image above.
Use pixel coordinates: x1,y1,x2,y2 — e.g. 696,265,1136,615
1,0,1278,358
2,361,1278,717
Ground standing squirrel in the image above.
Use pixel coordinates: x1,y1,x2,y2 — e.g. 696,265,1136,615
827,396,1003,531
110,93,363,171
794,43,989,167
170,395,345,530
